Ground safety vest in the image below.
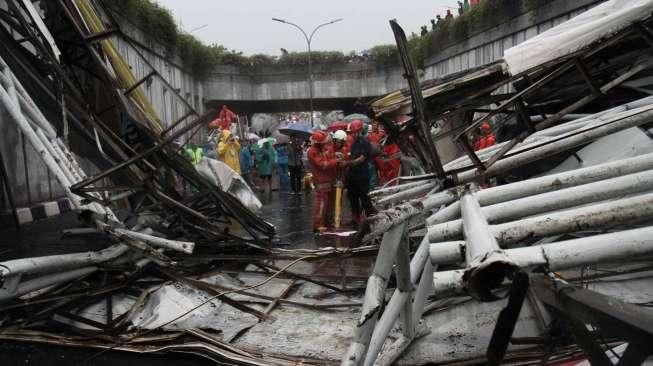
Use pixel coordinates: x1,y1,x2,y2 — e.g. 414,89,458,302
186,147,203,165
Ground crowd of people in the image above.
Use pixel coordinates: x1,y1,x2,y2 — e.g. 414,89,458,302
420,0,482,37
183,106,409,234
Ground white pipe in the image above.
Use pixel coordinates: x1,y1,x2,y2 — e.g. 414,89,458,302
0,245,130,278
428,241,466,264
376,181,438,206
428,169,653,242
485,170,653,223
427,152,653,225
0,67,57,139
363,237,430,366
0,267,97,303
0,83,82,209
432,226,653,293
113,228,195,254
369,180,433,198
429,194,653,262
343,223,406,366
494,192,653,245
460,192,492,263
460,192,516,301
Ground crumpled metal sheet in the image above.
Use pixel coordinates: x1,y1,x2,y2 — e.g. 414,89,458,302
54,293,137,330
128,282,259,342
196,158,262,212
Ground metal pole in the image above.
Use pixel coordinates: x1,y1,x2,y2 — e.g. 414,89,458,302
272,18,343,127
307,38,313,126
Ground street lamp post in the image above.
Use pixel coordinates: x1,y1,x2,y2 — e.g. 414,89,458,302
272,17,343,127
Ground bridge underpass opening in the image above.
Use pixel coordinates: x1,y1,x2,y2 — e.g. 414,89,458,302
205,97,377,115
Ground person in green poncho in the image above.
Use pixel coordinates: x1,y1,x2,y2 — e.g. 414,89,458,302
185,143,204,165
256,140,277,195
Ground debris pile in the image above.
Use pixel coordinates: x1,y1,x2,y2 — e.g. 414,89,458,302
344,1,653,364
0,1,372,363
2,0,653,365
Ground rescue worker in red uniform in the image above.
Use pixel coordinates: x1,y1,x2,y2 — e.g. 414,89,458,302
332,130,350,158
209,105,236,130
367,121,385,145
308,130,343,232
375,143,402,186
474,121,496,151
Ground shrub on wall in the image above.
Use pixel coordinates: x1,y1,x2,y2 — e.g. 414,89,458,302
368,45,399,66
113,0,177,52
112,0,554,76
417,0,552,66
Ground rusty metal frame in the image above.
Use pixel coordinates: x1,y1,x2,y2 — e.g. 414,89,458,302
390,20,446,179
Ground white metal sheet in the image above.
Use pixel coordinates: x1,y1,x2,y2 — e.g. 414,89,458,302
504,0,653,75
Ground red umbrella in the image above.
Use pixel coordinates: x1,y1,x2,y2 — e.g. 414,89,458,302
327,120,349,132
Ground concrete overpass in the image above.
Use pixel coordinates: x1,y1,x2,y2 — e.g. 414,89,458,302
203,62,407,113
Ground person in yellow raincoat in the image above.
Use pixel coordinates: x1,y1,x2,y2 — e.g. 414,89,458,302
216,130,241,174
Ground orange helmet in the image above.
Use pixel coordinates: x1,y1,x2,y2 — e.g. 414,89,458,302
310,130,329,144
348,120,364,133
481,121,492,132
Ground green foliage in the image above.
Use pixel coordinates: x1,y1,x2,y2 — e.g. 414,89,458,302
176,34,214,77
279,51,348,66
113,0,549,76
368,45,399,66
113,0,177,51
524,0,550,12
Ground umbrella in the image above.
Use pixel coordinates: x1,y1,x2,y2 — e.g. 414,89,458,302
257,137,276,147
274,133,290,144
327,120,349,132
343,113,371,123
278,123,313,140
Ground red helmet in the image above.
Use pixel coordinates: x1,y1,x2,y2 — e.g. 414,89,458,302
310,130,329,144
481,121,492,132
348,120,364,133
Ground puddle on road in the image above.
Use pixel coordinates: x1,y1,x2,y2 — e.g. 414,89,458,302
258,190,375,283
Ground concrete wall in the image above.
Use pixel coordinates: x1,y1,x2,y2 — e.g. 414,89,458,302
0,6,204,209
422,0,603,80
203,0,603,104
114,17,205,126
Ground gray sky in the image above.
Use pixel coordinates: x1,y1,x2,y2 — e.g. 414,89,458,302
156,0,458,56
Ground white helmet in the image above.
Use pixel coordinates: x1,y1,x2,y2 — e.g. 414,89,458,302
333,130,347,141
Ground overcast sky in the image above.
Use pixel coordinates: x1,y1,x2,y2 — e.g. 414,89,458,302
156,0,458,56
